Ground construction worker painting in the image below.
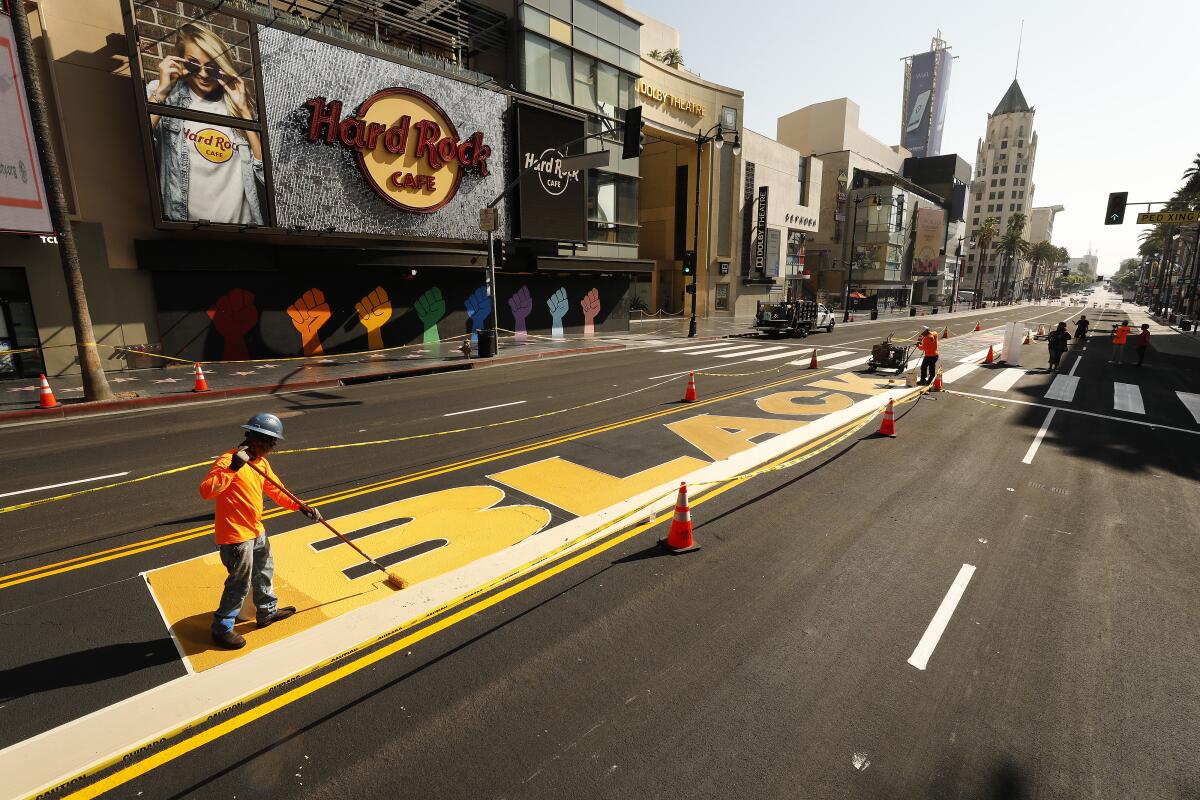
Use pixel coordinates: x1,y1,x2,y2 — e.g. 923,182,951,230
199,412,318,649
1109,319,1131,364
917,326,939,385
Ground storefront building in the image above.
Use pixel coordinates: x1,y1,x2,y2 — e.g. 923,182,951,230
1,0,650,378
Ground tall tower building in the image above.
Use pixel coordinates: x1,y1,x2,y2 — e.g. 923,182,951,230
962,79,1038,299
900,33,953,159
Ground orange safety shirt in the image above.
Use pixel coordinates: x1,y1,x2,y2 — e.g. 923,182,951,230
1113,325,1130,345
199,449,300,545
919,332,939,356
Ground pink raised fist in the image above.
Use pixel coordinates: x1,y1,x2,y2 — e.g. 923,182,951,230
207,288,258,360
580,287,601,337
287,288,331,356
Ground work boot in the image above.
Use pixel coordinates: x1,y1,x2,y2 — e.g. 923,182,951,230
212,629,246,649
257,605,297,628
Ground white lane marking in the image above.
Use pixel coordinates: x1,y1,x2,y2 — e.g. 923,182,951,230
1043,375,1079,403
739,348,816,363
1177,391,1200,424
1113,383,1145,415
825,355,871,370
1022,409,1057,465
654,342,755,354
983,368,1027,393
443,400,527,417
787,350,854,366
0,471,131,499
941,363,978,384
908,564,976,671
714,345,787,359
960,345,1003,363
946,390,1200,436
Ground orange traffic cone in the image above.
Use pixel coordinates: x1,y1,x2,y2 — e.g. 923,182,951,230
878,399,896,437
808,348,819,369
973,322,982,332
659,482,700,553
931,370,944,392
1036,323,1047,337
942,326,950,338
683,372,697,402
192,362,210,392
37,374,58,409
984,345,995,364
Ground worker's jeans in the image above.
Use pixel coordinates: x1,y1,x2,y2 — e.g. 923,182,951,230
920,354,939,384
212,533,277,634
1111,341,1125,363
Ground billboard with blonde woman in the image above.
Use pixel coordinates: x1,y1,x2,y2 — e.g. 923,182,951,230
131,1,266,225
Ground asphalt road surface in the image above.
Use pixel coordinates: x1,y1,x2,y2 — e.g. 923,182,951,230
1,299,1197,799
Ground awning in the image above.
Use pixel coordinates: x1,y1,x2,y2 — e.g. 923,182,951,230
536,256,655,274
849,291,867,299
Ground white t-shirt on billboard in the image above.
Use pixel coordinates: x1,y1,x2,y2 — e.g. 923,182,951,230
181,93,255,224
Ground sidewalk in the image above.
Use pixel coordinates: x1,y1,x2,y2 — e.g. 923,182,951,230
0,335,633,422
1120,304,1200,361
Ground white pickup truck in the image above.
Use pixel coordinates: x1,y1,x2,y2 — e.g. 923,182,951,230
753,301,837,337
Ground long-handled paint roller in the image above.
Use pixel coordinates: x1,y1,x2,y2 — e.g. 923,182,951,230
240,458,409,590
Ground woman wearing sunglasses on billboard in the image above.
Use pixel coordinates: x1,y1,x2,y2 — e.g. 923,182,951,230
146,22,265,226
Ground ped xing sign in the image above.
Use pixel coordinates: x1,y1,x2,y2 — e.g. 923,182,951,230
1136,210,1200,225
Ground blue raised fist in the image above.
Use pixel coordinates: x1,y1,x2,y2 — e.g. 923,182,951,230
465,285,492,346
547,287,568,339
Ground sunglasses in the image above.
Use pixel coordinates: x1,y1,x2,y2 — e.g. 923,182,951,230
184,57,225,81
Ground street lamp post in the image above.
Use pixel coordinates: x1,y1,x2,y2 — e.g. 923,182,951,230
688,123,741,337
949,236,964,313
973,245,988,309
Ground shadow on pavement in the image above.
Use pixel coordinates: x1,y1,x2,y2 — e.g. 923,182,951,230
0,639,178,702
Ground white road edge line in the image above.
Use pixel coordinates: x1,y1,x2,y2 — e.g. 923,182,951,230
443,400,527,417
1021,409,1057,465
907,563,976,671
0,471,131,499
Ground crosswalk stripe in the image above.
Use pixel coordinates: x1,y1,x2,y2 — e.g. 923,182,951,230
983,367,1027,393
742,348,817,363
1044,374,1079,402
1177,391,1200,424
941,363,978,384
786,350,854,365
1113,382,1145,414
714,345,787,358
825,355,871,370
960,345,1003,363
656,342,754,354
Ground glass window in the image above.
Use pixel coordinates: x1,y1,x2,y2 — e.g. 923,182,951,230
596,61,619,116
597,4,621,42
619,15,639,51
549,0,571,20
549,41,572,103
522,5,550,35
523,33,550,96
717,145,732,255
573,28,598,56
618,70,634,112
592,172,616,222
620,48,639,73
616,176,638,224
549,17,571,44
796,156,808,205
525,0,549,11
597,38,620,66
573,53,597,112
573,0,596,32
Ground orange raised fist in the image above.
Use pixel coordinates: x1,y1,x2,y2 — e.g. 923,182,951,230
207,288,258,360
287,288,331,356
355,286,392,350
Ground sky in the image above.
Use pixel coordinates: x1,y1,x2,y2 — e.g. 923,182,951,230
633,0,1200,277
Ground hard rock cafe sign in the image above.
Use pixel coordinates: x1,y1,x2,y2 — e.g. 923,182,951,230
304,89,492,214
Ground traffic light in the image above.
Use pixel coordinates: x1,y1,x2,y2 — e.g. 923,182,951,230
491,237,506,269
1105,191,1128,225
682,249,696,276
1061,268,1070,277
621,106,645,159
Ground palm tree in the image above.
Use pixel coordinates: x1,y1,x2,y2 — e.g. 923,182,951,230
995,213,1030,302
1182,154,1200,195
661,48,684,68
647,49,663,61
971,216,1000,308
1027,240,1056,301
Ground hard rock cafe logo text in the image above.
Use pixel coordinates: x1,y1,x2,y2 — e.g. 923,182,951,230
523,149,579,197
304,89,492,214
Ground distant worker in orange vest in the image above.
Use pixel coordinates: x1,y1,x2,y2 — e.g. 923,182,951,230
200,412,318,650
1109,319,1131,364
917,326,939,385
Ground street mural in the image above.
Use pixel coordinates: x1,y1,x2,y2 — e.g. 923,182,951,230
153,273,632,361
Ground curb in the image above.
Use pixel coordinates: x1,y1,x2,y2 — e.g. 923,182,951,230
0,343,626,424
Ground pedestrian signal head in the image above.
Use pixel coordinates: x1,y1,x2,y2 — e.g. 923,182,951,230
621,106,646,159
241,412,285,440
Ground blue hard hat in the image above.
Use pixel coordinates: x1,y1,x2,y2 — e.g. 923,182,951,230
241,412,284,440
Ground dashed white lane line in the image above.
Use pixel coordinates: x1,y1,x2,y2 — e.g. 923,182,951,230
443,400,527,417
655,342,758,354
714,345,787,358
741,348,820,363
1022,409,1057,465
787,350,854,366
941,362,978,384
1178,391,1200,424
983,367,1027,393
908,564,976,671
0,472,131,499
1113,383,1145,415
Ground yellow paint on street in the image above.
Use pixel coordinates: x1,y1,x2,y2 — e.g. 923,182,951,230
808,371,894,396
489,455,707,516
147,486,550,672
756,390,855,417
664,414,805,461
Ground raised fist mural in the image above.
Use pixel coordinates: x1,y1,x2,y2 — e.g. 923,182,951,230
507,285,533,342
287,288,331,356
207,288,258,360
355,286,392,350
